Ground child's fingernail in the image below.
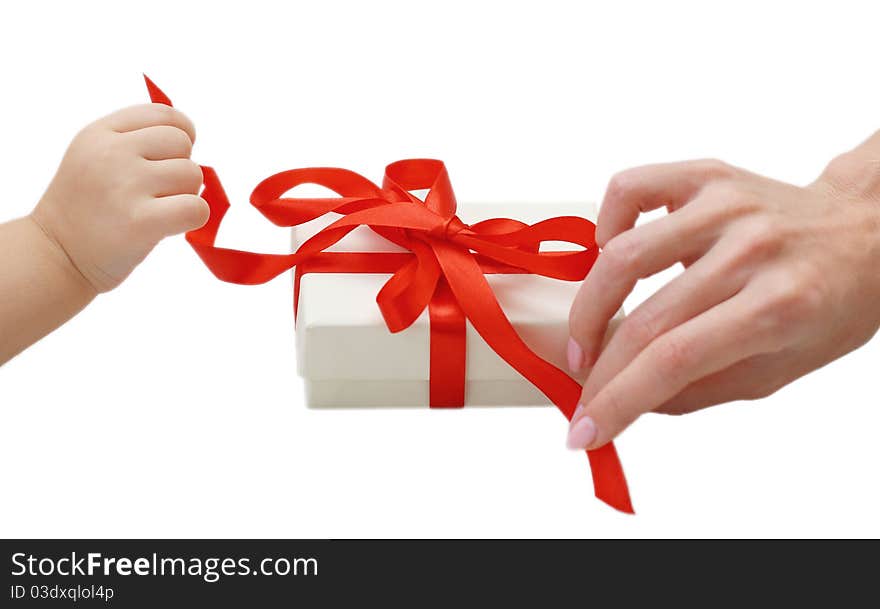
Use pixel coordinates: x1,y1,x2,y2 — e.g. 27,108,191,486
567,337,585,372
566,412,597,450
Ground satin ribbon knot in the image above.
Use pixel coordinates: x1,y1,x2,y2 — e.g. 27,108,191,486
427,215,466,241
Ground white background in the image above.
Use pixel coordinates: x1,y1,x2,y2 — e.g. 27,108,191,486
1,1,878,538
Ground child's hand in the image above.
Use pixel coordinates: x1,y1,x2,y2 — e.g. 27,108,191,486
31,103,209,292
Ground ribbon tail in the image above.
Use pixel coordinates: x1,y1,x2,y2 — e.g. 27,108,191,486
432,240,634,513
428,277,466,407
182,166,298,284
586,443,634,514
144,74,172,106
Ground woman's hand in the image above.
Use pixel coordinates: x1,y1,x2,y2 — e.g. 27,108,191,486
566,135,880,450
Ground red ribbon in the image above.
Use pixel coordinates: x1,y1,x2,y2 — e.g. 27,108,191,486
145,75,633,513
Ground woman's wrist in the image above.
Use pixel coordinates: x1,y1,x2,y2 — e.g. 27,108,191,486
813,151,880,307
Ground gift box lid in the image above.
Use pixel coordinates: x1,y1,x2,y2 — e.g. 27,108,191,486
293,202,596,382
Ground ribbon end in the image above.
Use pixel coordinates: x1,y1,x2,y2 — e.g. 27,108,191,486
143,74,173,106
595,486,635,515
587,443,635,515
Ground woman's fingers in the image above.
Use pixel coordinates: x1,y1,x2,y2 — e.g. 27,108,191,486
568,198,723,374
577,233,751,407
562,149,880,450
596,159,735,246
569,160,741,375
656,337,839,415
652,354,785,415
566,286,777,450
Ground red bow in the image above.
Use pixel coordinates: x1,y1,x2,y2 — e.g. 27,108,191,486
145,75,633,513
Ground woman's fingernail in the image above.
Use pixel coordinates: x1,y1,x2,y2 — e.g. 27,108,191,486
567,337,585,372
566,413,597,450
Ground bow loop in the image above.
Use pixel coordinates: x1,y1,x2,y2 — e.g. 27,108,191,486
384,159,458,219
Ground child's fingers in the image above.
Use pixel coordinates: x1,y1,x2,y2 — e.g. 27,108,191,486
143,159,203,197
102,103,196,143
142,194,210,237
126,125,193,160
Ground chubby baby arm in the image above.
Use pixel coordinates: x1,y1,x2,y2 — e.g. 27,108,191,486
0,103,208,364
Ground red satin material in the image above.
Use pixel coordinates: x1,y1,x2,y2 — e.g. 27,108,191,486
428,278,466,408
146,76,633,513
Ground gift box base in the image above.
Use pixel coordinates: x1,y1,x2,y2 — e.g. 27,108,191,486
305,379,551,408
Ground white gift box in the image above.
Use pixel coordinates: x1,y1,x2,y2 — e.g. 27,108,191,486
293,202,602,408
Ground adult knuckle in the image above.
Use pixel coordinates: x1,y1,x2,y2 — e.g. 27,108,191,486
620,306,662,347
781,266,826,320
568,285,592,333
753,267,824,336
694,158,736,180
654,334,692,377
738,216,783,259
750,302,784,340
660,405,690,416
702,180,758,216
601,233,641,274
596,388,631,430
568,298,589,339
741,382,780,401
738,366,790,400
605,169,640,201
751,292,787,338
716,238,756,278
822,151,880,196
823,152,854,178
700,180,736,207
